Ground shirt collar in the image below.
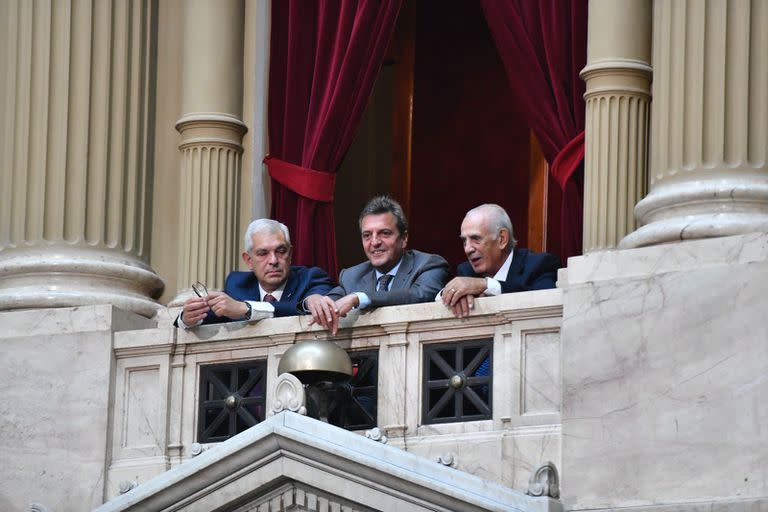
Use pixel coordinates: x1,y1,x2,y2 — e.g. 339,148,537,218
492,249,515,281
259,281,286,301
375,257,403,280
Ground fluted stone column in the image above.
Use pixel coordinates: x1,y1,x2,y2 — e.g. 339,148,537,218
581,0,652,252
172,0,247,304
621,0,768,248
0,0,163,318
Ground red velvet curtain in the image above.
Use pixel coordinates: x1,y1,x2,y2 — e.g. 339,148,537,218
266,0,402,277
479,0,587,260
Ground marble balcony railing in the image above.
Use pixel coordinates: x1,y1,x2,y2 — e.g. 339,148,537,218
108,289,563,498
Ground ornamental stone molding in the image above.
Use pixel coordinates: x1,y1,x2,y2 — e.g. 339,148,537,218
437,452,457,468
94,412,563,512
526,461,560,499
270,373,307,417
364,427,388,444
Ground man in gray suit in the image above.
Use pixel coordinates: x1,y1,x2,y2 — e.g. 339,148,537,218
305,196,450,335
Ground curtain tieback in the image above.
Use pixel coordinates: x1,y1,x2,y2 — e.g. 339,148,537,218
550,131,585,191
263,156,336,202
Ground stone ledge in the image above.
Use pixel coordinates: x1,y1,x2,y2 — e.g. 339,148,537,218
563,232,768,286
167,288,563,346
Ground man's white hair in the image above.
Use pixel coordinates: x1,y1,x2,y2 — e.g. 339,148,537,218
243,219,291,252
465,204,517,248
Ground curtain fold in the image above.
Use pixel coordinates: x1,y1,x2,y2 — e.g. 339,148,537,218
267,0,402,276
479,0,588,260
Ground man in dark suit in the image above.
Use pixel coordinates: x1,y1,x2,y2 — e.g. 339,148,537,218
305,196,450,335
176,219,334,328
440,204,559,318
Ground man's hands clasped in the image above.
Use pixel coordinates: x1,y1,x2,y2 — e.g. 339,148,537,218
304,293,359,335
440,276,488,318
181,291,249,326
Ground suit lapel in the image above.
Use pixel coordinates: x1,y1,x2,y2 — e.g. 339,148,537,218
507,248,527,280
281,268,298,302
391,251,414,290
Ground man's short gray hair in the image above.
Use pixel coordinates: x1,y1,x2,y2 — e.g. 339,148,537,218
466,204,517,248
358,195,408,235
243,219,291,252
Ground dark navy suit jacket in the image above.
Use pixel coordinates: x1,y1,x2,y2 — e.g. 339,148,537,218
457,248,559,293
176,265,334,327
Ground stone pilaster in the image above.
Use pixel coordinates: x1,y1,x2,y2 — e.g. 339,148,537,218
0,0,163,317
621,0,768,248
172,0,247,304
581,0,652,252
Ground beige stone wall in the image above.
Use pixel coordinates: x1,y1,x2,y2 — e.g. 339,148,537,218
151,0,184,305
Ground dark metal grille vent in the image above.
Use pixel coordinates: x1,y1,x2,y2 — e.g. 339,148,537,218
326,350,378,431
423,340,492,424
198,360,267,443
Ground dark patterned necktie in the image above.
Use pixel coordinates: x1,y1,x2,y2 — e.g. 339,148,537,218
263,293,277,303
377,274,393,292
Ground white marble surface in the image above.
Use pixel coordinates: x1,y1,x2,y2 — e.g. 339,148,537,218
566,232,768,284
0,292,565,509
171,288,562,345
560,233,768,509
0,306,145,511
95,412,564,512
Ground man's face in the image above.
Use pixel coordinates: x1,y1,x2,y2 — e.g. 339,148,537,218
242,231,292,292
361,212,407,273
460,212,509,277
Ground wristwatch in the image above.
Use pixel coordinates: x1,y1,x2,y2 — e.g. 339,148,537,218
242,301,252,320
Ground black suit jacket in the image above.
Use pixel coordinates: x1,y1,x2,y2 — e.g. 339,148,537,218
176,265,334,327
327,250,450,307
457,248,559,293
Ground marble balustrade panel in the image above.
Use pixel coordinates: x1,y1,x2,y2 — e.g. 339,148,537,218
109,290,564,496
0,291,564,507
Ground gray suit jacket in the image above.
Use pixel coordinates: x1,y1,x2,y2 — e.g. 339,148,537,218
327,250,450,307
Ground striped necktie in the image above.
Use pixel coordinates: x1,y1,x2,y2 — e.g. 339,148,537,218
377,274,393,291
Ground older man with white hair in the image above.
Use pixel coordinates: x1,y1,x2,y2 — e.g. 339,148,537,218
439,204,559,318
176,219,334,328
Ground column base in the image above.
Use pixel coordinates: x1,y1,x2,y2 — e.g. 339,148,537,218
620,173,768,248
0,246,165,318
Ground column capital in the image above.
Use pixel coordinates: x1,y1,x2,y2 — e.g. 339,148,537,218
175,112,248,152
175,112,248,134
581,58,653,78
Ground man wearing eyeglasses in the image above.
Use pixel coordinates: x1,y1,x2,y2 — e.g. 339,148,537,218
176,219,334,328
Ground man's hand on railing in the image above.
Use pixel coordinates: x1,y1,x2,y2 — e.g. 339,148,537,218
440,277,487,318
305,294,341,335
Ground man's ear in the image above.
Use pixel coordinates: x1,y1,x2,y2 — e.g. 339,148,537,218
498,228,510,250
242,251,253,270
401,231,409,248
